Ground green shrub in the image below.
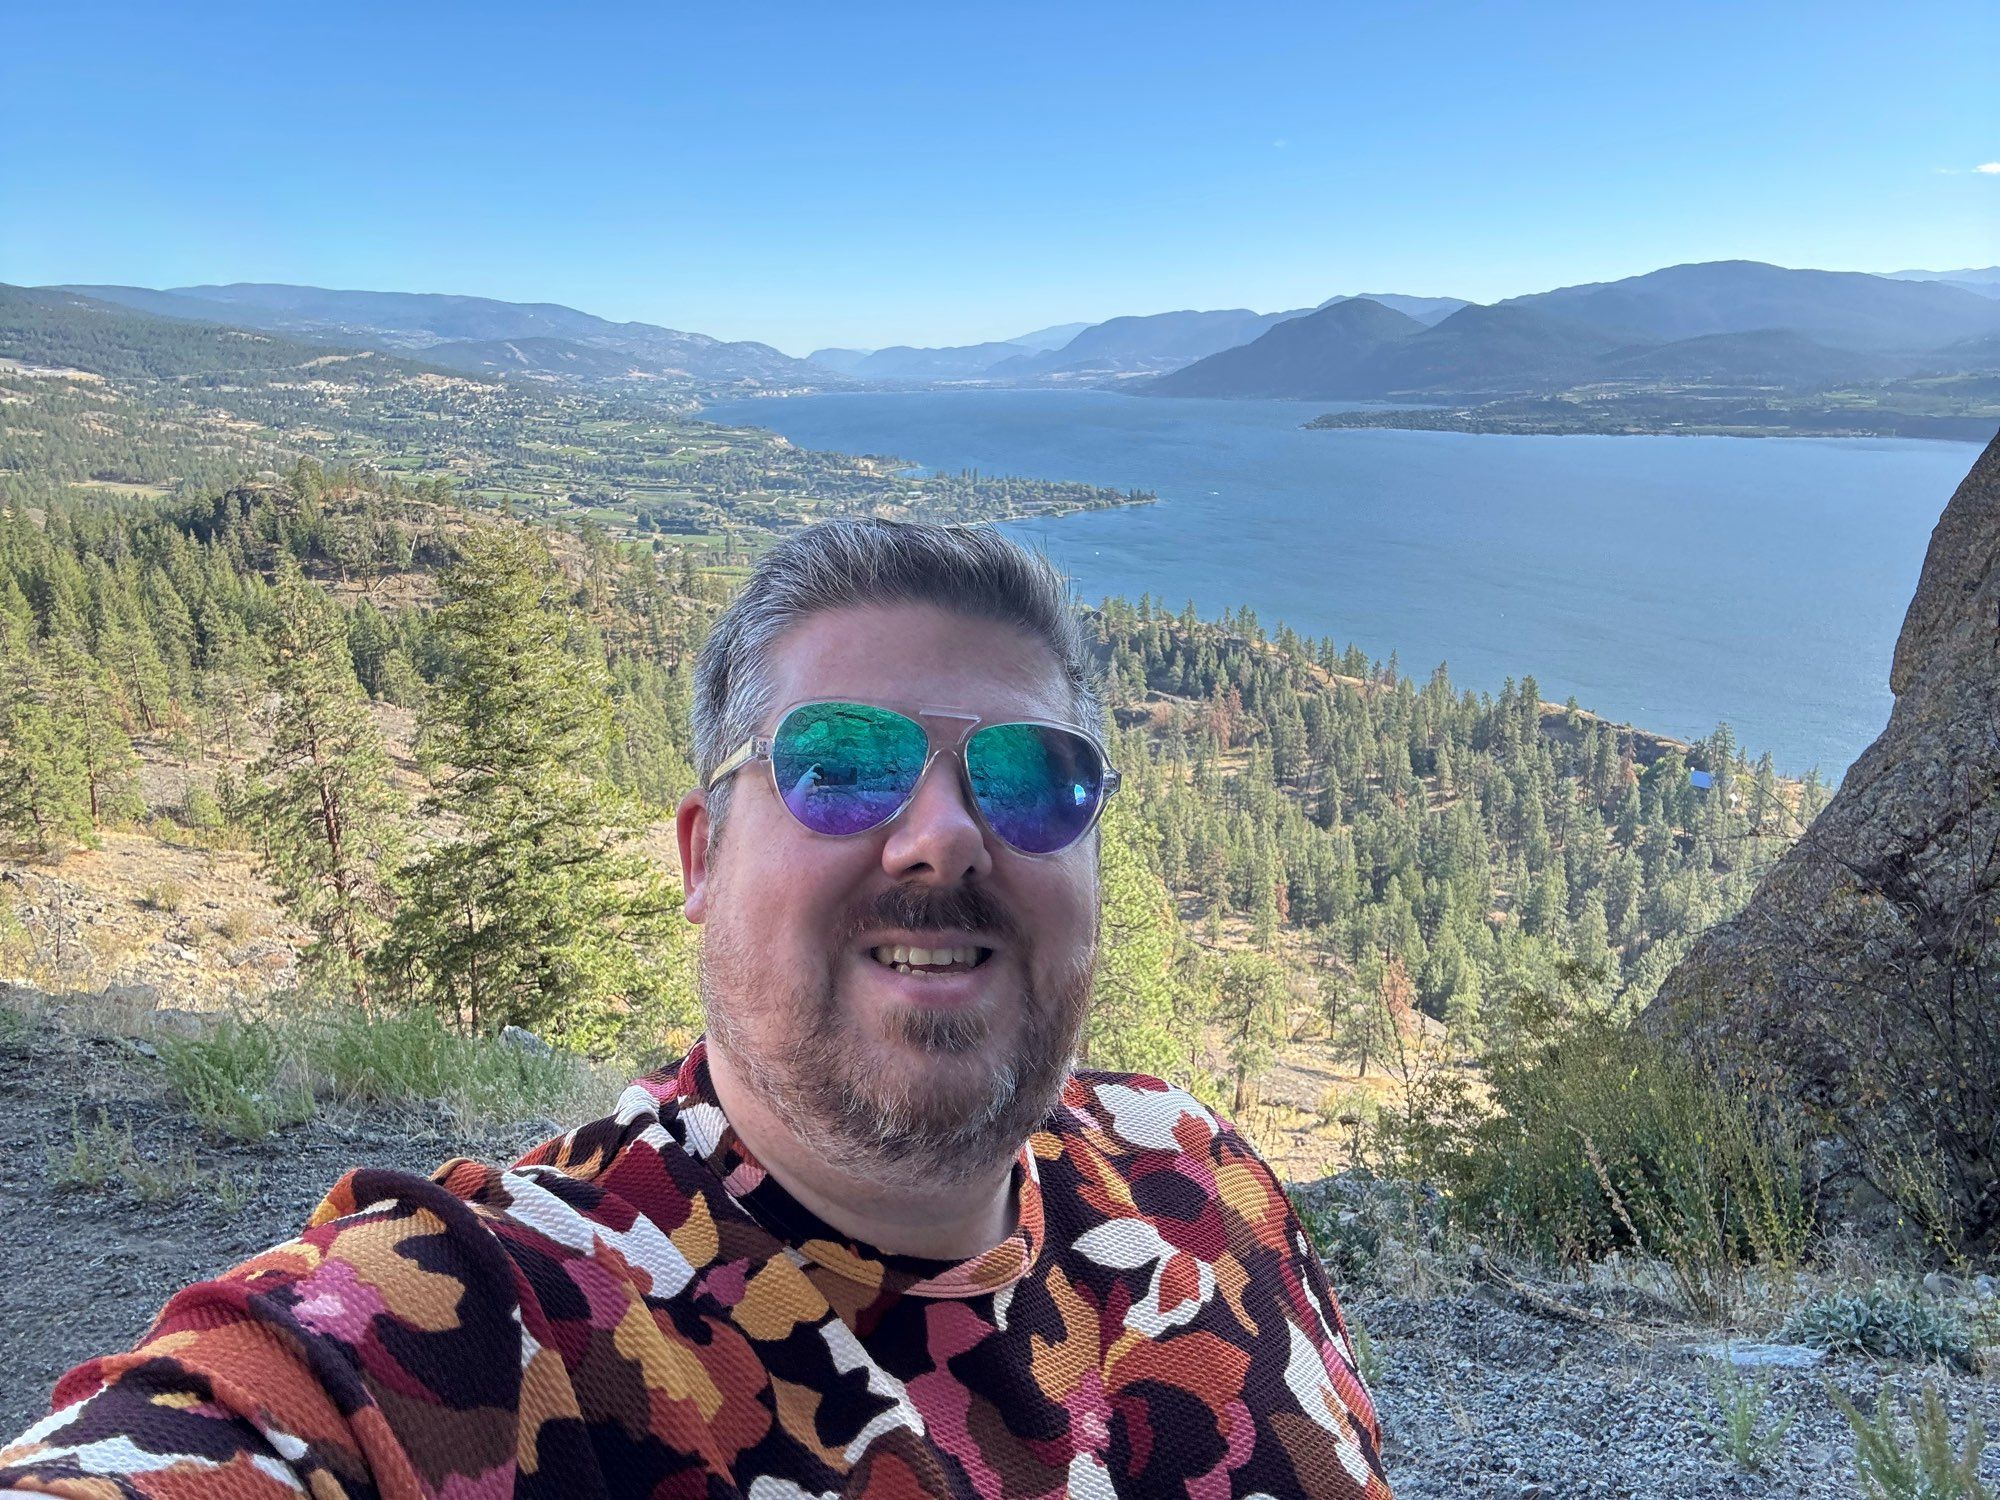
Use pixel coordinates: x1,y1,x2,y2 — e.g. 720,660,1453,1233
119,1143,205,1202
1346,1315,1384,1384
1782,1285,1976,1369
301,1005,604,1130
157,1018,314,1141
141,879,187,914
182,786,223,830
1697,1366,1796,1475
47,1109,130,1190
1833,1380,1992,1500
1428,1009,1815,1316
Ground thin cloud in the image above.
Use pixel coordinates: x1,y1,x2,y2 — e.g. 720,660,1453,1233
1933,162,2000,174
1979,162,2000,174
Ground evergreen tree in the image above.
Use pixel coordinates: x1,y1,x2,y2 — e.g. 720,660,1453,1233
1219,951,1291,1113
1084,796,1188,1082
251,560,406,1005
377,526,685,1047
0,624,91,854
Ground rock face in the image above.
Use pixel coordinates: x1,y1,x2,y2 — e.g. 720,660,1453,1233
1649,431,2000,1241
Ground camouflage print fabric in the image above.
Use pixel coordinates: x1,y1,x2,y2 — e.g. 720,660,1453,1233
0,1042,1393,1497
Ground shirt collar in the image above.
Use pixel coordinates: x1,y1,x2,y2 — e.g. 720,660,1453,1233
638,1038,1046,1299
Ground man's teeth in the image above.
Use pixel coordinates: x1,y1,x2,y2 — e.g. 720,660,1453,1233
869,944,986,973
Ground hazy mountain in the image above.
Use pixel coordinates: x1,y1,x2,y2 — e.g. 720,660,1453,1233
1,283,420,383
1916,333,2000,372
1358,303,1630,396
1317,292,1468,326
803,326,1088,380
1502,261,2000,351
990,306,1314,379
1005,321,1092,350
1588,329,1908,387
1885,266,2000,300
1146,298,1425,397
52,282,819,384
836,341,1033,381
1148,300,1624,400
804,347,874,373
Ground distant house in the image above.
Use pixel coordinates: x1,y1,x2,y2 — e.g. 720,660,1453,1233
1688,769,1714,791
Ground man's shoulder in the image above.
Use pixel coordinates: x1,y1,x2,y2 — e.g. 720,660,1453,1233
1054,1068,1262,1167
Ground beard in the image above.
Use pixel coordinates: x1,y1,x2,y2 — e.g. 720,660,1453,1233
700,881,1096,1193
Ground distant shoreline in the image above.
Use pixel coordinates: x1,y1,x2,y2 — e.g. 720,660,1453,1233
1301,403,1998,443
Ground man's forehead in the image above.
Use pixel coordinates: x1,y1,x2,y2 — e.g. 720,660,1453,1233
765,603,1072,717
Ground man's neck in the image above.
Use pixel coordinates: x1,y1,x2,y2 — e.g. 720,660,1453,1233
702,1040,1019,1261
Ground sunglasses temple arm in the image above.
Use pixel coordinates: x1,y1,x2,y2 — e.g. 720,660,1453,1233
706,736,770,791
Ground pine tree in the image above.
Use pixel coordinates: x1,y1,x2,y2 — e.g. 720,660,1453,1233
377,526,686,1047
0,624,91,854
250,560,406,1005
1220,951,1291,1113
48,635,140,830
1084,796,1188,1082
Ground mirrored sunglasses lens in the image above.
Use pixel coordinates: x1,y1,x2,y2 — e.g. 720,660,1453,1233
966,723,1105,854
771,703,928,836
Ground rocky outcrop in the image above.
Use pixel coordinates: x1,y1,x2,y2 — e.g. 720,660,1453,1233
1649,431,2000,1241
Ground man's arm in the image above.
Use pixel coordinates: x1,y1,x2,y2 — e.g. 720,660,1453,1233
0,1167,536,1499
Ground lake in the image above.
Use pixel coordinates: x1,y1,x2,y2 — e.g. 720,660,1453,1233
700,388,1984,778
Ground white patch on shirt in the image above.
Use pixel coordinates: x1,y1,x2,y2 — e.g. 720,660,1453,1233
265,1424,310,1462
1073,1218,1213,1336
502,1168,697,1301
1091,1080,1218,1152
1282,1320,1375,1484
747,1478,840,1500
614,1082,664,1126
676,1100,730,1159
1066,1449,1120,1499
817,1316,927,1460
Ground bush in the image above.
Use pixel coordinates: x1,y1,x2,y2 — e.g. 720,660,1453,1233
1698,1365,1796,1476
181,786,223,830
1833,1379,1992,1500
141,879,187,914
157,1018,314,1141
1425,1008,1816,1317
1782,1284,1976,1369
300,1004,607,1130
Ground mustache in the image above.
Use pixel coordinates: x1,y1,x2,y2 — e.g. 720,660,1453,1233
843,882,1021,946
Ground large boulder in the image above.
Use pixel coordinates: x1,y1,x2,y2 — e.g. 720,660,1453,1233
1648,432,2000,1245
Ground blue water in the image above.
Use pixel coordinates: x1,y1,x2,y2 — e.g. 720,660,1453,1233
701,388,1984,778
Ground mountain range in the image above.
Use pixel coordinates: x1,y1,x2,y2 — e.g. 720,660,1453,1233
35,260,2000,406
1147,262,2000,402
52,282,820,385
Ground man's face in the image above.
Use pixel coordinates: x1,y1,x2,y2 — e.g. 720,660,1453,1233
677,602,1101,1187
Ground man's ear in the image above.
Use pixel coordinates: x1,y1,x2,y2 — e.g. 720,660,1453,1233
676,790,713,924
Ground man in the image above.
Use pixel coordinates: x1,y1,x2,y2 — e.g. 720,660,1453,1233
2,520,1392,1498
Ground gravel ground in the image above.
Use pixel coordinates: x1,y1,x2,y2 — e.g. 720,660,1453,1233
4,1010,1998,1497
0,1013,554,1438
1354,1284,2000,1497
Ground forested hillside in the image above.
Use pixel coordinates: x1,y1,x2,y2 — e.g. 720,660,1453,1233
0,458,1804,1115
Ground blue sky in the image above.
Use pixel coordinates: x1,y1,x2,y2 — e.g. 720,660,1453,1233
4,1,1994,353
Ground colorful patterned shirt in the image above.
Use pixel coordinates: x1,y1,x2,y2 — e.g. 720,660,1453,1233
1,1043,1392,1497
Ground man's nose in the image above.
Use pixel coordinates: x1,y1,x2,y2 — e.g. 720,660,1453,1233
880,755,994,885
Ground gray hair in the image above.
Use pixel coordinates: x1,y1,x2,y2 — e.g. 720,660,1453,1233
692,519,1101,834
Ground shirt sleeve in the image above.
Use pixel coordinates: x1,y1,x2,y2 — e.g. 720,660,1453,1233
0,1167,542,1500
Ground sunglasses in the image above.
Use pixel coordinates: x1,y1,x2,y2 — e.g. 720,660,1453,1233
706,700,1121,856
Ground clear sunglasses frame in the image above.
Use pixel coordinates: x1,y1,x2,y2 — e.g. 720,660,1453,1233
705,699,1122,857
